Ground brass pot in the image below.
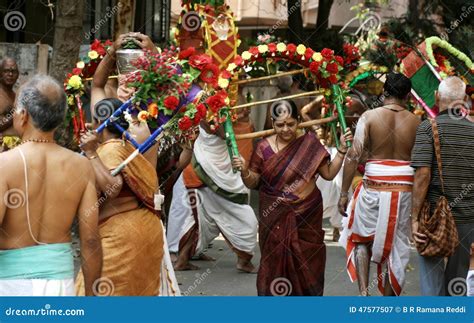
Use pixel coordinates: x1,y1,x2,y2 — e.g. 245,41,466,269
116,49,144,75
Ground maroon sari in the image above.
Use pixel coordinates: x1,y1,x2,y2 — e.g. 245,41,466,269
249,132,329,296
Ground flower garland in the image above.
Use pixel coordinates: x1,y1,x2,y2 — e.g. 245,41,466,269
223,42,345,100
424,36,474,73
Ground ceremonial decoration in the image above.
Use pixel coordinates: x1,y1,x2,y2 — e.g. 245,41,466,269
401,36,473,116
64,39,113,141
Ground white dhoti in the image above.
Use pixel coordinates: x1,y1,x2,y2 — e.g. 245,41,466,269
339,159,413,295
179,126,258,258
167,174,192,254
159,222,181,296
317,147,344,229
0,243,75,296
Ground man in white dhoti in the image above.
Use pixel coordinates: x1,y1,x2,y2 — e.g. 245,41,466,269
338,73,420,296
174,123,258,273
0,75,102,296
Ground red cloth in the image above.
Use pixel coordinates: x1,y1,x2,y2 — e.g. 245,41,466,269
249,132,330,296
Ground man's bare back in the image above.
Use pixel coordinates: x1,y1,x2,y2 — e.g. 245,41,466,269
0,143,96,249
363,105,420,161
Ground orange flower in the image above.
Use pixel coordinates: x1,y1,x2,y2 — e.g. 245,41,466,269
147,103,159,117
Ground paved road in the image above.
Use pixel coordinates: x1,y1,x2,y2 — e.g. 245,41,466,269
175,219,420,296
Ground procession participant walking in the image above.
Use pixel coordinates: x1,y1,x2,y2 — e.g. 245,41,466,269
233,99,352,296
338,73,420,296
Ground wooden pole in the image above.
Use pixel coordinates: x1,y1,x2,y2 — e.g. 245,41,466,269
233,69,308,85
235,116,337,140
231,90,322,110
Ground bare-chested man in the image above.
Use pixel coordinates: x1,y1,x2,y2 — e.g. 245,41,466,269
338,73,420,296
0,75,102,296
0,57,20,151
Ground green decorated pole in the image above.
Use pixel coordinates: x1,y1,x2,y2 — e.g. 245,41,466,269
332,84,351,148
220,108,240,173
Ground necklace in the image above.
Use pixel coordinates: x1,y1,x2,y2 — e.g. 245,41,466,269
383,103,406,112
275,136,280,152
20,138,55,145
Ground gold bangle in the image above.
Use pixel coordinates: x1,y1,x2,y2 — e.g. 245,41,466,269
241,170,251,179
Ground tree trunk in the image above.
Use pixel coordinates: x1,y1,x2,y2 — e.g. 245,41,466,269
287,0,304,45
315,0,334,32
49,0,85,82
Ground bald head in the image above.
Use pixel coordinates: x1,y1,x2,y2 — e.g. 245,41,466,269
0,57,19,87
17,74,67,132
437,76,467,110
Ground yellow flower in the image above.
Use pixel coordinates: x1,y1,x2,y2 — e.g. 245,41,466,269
67,95,75,106
236,39,241,47
76,61,85,69
88,50,99,60
324,89,332,97
218,77,229,89
380,66,388,73
296,44,306,55
224,97,230,105
241,51,252,60
137,111,149,123
312,52,322,62
68,75,82,90
258,44,268,54
226,63,237,72
276,43,286,52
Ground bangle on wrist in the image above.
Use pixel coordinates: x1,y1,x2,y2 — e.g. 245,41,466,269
241,170,251,179
340,191,348,197
337,148,347,155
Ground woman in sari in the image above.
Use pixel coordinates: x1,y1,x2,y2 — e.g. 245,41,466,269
232,99,352,296
75,98,164,296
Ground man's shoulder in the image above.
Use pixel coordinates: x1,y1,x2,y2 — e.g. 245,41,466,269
56,147,91,170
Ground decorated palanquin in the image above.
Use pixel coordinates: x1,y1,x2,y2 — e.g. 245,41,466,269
177,0,239,71
401,36,474,114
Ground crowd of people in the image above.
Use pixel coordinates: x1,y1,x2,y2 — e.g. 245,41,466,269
0,32,473,297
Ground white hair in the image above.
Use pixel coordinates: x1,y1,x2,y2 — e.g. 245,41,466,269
438,76,466,101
